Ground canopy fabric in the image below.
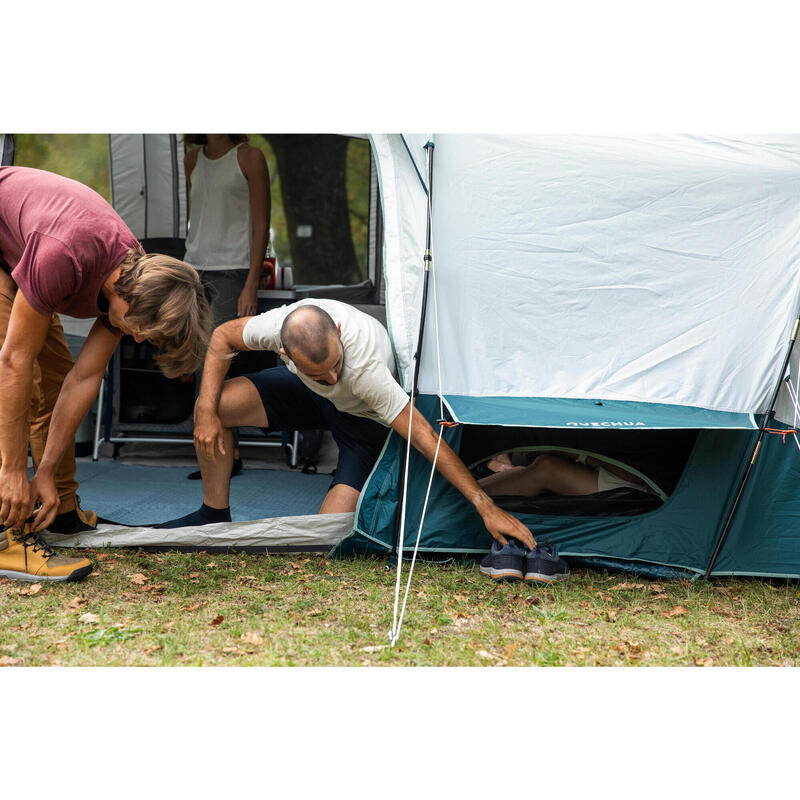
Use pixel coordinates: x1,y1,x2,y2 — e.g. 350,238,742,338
374,135,800,422
109,134,187,240
444,395,757,430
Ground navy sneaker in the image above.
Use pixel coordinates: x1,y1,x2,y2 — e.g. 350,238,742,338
479,538,526,582
525,541,570,583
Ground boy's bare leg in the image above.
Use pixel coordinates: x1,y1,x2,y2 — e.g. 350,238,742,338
480,454,599,497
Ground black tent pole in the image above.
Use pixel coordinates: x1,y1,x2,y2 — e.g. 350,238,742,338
704,313,800,579
389,140,435,565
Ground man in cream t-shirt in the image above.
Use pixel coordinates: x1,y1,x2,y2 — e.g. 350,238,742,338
156,299,536,551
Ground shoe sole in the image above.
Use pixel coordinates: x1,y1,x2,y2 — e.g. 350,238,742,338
480,565,523,582
0,564,92,583
524,571,570,583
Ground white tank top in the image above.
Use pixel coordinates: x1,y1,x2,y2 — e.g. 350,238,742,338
185,143,251,271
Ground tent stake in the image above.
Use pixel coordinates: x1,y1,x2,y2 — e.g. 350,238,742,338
704,316,800,578
389,140,435,564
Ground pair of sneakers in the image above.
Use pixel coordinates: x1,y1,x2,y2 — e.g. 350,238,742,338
480,538,569,584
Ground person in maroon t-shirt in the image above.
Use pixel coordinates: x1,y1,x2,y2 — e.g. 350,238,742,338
0,167,213,582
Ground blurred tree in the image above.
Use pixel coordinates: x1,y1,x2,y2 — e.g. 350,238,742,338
266,134,362,286
13,134,111,201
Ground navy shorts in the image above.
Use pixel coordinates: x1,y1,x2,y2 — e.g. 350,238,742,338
243,366,390,491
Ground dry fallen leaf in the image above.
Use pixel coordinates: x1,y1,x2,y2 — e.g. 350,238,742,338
206,562,217,568
423,637,432,646
695,657,714,667
66,597,88,611
185,602,205,612
661,605,688,619
360,645,386,653
18,583,43,596
221,647,239,654
0,656,20,667
128,573,147,585
78,612,100,624
476,650,497,661
610,582,645,591
189,572,200,579
240,632,263,645
95,553,112,562
504,644,517,660
210,614,224,626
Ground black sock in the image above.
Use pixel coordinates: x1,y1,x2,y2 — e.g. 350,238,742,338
152,503,232,529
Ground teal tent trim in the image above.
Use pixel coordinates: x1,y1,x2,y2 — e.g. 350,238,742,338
337,396,761,573
444,395,757,430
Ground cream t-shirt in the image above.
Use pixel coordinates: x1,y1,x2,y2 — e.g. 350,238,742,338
242,299,409,426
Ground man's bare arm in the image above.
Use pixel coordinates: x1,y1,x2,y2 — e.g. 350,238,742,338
193,318,251,458
0,292,50,529
30,320,120,531
390,401,536,550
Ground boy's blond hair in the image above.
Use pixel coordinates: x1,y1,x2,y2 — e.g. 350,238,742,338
114,251,212,378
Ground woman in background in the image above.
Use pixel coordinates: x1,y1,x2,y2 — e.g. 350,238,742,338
183,134,271,477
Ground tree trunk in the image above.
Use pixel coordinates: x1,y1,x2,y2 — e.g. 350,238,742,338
265,135,359,285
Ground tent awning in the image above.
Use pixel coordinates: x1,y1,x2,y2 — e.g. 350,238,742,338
443,395,757,430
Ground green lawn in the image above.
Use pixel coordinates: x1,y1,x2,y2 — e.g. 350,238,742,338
1,550,798,666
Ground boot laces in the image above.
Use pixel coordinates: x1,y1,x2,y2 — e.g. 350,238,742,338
11,529,56,560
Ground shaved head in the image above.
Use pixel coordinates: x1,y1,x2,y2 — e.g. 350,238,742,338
280,305,340,365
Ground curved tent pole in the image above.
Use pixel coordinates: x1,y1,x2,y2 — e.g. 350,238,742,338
389,139,435,563
704,313,800,578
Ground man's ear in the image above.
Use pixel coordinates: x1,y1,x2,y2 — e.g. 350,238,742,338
279,347,287,355
337,322,342,337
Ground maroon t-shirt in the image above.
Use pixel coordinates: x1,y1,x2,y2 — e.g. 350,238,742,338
0,166,139,329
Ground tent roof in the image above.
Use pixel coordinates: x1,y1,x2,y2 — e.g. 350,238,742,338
374,134,800,428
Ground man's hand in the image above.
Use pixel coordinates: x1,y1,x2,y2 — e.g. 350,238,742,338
475,494,536,550
29,469,60,533
390,401,538,551
194,402,226,459
0,466,31,531
237,282,259,318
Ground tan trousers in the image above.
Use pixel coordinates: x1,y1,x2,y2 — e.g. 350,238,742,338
0,277,79,514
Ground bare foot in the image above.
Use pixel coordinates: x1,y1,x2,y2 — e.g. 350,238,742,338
487,453,515,472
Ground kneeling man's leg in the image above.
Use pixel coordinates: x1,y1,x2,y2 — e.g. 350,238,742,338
320,412,389,514
154,376,267,529
200,377,268,509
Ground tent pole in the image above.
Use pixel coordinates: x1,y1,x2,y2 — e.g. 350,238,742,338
704,314,800,578
389,140,435,563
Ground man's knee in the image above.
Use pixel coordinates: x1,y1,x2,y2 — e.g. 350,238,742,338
217,377,268,428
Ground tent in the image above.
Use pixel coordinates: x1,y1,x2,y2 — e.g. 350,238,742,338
7,133,800,577
339,135,800,579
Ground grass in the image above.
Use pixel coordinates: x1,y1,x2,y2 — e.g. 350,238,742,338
0,549,798,666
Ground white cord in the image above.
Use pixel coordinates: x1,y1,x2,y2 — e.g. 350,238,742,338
782,377,800,455
390,139,446,646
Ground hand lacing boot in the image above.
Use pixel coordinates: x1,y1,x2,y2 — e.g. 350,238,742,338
0,522,92,582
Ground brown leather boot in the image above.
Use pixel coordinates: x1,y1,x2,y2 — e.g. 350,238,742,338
0,524,92,582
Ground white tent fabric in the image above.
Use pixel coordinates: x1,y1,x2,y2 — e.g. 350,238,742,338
109,134,187,239
375,135,800,420
42,513,354,550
